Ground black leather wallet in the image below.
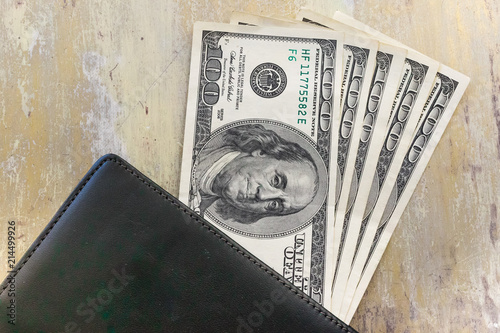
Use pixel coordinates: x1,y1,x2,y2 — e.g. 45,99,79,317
0,154,356,332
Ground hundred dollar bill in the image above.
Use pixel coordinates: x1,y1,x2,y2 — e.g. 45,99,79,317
342,65,469,322
179,22,344,306
297,10,440,316
227,13,380,312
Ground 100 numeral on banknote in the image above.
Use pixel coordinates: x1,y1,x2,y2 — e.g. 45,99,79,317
179,22,344,305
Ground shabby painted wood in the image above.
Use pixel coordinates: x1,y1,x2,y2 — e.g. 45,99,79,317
0,0,498,331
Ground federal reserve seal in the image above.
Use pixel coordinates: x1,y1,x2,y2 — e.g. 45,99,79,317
250,63,287,98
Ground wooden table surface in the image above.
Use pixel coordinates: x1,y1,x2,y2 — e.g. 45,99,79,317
1,0,498,331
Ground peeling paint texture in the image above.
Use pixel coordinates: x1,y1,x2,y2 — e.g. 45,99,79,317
0,1,499,332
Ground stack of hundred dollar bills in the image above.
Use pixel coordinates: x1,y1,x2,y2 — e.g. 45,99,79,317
178,9,469,323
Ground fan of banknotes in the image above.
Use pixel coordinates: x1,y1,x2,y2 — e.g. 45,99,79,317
178,9,469,323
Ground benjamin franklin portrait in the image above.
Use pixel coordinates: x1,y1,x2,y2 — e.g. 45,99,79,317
190,121,328,238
